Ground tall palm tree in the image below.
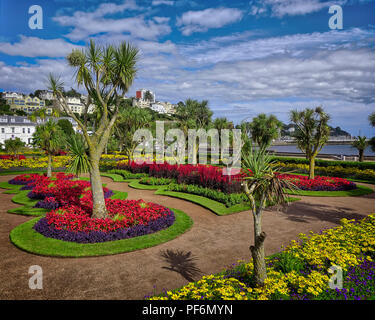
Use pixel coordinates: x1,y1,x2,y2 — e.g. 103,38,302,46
49,40,139,219
249,113,282,149
32,119,63,177
290,107,330,179
352,136,367,162
241,145,297,286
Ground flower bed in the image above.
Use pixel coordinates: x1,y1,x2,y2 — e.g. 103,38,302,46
34,204,175,243
148,214,375,300
9,173,175,244
273,161,375,182
120,161,244,194
275,173,357,191
119,162,358,194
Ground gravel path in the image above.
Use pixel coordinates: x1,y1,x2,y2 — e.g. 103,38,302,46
1,174,374,300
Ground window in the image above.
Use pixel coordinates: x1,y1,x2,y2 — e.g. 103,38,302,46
1,128,4,133
11,127,15,133
22,128,25,134
28,128,31,134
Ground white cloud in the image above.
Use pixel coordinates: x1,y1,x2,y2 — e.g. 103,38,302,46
0,36,83,58
152,0,174,6
179,28,375,64
249,0,347,18
53,0,171,41
176,7,244,35
0,59,76,93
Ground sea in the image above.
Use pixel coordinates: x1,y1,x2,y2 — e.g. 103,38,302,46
268,144,375,157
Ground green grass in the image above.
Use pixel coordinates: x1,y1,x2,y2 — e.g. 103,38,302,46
285,185,374,197
128,180,162,190
2,183,128,216
155,188,252,215
9,208,193,257
0,181,23,193
127,179,300,215
100,172,127,182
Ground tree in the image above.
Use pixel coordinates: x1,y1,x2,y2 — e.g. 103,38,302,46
32,119,63,177
4,138,25,158
290,107,330,179
28,108,59,123
241,146,296,286
213,117,234,131
114,106,152,158
352,136,367,162
65,87,81,98
49,40,139,219
249,114,282,149
65,133,90,176
144,90,154,102
57,119,75,137
369,112,375,152
369,112,375,127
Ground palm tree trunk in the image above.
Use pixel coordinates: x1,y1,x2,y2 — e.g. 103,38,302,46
308,155,315,180
250,212,267,286
89,155,107,219
359,150,364,162
47,154,52,178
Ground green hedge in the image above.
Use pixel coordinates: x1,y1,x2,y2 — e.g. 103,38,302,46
271,156,375,170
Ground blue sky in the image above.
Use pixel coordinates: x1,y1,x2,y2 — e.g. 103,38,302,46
0,0,375,135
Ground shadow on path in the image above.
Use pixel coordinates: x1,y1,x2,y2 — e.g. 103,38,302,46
160,249,202,282
274,201,367,224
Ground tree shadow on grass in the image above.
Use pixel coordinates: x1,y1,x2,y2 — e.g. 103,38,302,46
160,249,202,282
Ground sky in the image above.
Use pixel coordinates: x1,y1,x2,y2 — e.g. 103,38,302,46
0,0,374,136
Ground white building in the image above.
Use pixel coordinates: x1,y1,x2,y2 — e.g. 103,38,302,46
150,102,176,115
38,90,55,101
133,98,151,109
2,92,24,100
66,97,84,115
0,115,78,146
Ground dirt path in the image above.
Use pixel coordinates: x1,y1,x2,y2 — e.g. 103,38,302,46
0,174,374,300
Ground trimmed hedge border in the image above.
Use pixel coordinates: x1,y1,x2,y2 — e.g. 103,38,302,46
9,208,193,257
285,184,374,197
0,180,128,216
271,156,375,170
124,179,300,215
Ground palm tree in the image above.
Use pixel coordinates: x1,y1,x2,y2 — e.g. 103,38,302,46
290,107,330,179
32,119,63,177
114,106,152,159
369,113,375,152
241,146,296,286
352,136,367,162
49,40,139,219
65,133,91,176
249,113,282,149
4,138,25,158
369,112,375,127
